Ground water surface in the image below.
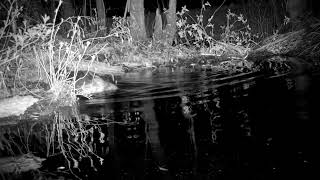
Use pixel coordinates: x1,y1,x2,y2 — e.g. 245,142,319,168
55,59,318,179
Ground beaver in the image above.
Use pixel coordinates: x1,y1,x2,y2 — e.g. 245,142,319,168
75,71,118,97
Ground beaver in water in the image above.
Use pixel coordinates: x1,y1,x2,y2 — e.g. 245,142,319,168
74,71,118,97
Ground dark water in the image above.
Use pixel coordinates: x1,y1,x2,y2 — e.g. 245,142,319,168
48,60,318,180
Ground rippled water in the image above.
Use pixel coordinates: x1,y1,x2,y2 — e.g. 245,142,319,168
48,58,318,179
83,67,262,104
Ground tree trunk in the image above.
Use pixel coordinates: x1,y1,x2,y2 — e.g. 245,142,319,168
61,0,75,19
164,0,177,45
270,0,284,29
129,0,147,41
153,8,163,41
82,0,87,16
286,0,313,30
95,0,106,27
60,0,75,34
286,0,307,20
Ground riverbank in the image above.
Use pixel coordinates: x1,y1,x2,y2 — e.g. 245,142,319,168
1,0,320,178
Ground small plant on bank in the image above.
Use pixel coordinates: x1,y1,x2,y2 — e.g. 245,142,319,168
220,9,259,48
0,0,118,175
176,1,257,58
0,0,24,98
25,1,113,174
109,16,132,44
176,2,216,48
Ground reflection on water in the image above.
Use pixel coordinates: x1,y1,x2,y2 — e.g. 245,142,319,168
52,58,318,179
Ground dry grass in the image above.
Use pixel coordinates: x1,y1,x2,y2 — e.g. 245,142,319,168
299,22,320,58
0,0,114,174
